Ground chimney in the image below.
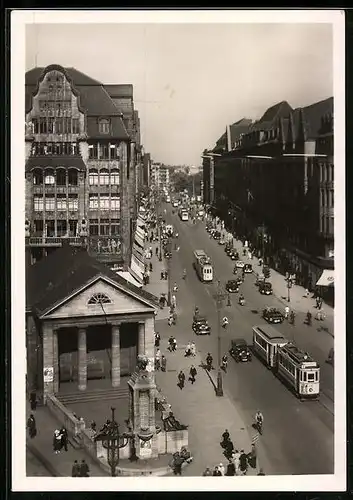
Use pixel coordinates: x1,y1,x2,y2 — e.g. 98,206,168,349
226,125,232,152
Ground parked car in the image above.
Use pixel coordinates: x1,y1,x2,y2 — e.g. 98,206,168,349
229,339,252,362
192,316,211,335
225,279,240,293
244,263,253,273
235,260,245,268
262,307,284,324
213,230,221,240
218,239,226,245
258,282,273,295
230,250,239,261
255,274,265,286
225,245,232,254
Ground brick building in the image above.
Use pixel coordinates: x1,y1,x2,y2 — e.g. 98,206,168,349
203,97,334,298
150,163,170,191
25,65,143,269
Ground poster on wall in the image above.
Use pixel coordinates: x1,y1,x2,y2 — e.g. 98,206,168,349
43,366,53,383
139,439,152,458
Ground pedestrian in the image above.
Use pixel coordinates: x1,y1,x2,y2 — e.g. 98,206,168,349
284,305,290,319
225,458,236,476
161,354,167,372
72,460,80,477
206,352,213,371
27,413,37,439
156,247,158,256
233,451,241,475
160,271,164,280
155,348,161,371
218,463,225,476
190,341,196,357
172,294,176,308
177,370,185,390
224,439,234,460
221,429,230,446
203,467,213,476
239,449,248,475
79,459,90,477
213,465,222,476
154,332,161,348
305,288,310,298
53,429,62,454
60,426,68,452
189,365,197,384
247,444,257,469
172,337,177,351
172,452,183,475
90,421,97,433
29,391,37,411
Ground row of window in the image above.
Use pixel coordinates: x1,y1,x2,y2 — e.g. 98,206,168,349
320,215,334,235
88,143,120,160
88,219,120,236
319,163,334,183
89,195,120,210
34,195,78,211
32,118,80,135
33,169,78,186
278,354,296,376
88,170,120,185
254,335,267,350
31,142,78,156
31,219,120,237
320,188,334,208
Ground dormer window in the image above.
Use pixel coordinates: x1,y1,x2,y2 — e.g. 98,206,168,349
99,118,110,134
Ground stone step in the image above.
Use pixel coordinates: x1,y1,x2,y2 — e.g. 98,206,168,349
56,386,129,405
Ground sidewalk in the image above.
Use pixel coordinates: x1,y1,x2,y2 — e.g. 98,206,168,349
143,241,170,321
217,222,334,337
26,402,108,477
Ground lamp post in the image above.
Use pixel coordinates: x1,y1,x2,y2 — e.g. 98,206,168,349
97,407,121,477
287,277,292,303
213,280,227,397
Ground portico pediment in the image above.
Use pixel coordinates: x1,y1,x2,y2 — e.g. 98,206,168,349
41,277,156,320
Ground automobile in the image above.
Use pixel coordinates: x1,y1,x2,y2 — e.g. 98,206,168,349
244,263,253,273
258,282,273,295
230,250,239,261
235,260,245,268
218,238,226,245
192,316,211,335
225,245,232,254
206,225,213,233
231,271,243,284
229,338,252,362
262,306,284,324
225,279,240,293
255,273,265,286
213,230,221,240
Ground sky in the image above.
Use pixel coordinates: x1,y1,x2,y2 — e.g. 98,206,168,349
25,21,333,167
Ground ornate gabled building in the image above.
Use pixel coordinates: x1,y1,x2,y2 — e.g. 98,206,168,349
203,97,334,299
25,65,143,268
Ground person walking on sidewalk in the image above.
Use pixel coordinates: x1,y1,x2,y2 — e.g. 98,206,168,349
189,365,197,384
224,439,234,460
53,429,62,454
213,465,222,476
155,348,161,371
29,391,37,411
284,305,290,319
203,467,213,476
154,332,161,348
218,463,225,476
206,353,213,371
27,414,37,439
225,459,236,476
149,262,153,272
161,354,167,372
177,370,186,390
239,450,248,475
233,450,241,475
247,443,257,469
60,426,68,452
79,459,90,477
190,341,196,357
72,460,80,477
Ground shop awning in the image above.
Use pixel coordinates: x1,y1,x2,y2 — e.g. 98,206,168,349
134,232,145,249
316,269,334,287
132,243,144,259
129,254,145,284
117,271,142,288
136,225,146,238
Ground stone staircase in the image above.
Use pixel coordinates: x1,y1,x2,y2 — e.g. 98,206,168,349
56,386,130,406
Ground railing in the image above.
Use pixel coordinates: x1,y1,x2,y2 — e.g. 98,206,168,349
27,236,85,246
46,393,85,438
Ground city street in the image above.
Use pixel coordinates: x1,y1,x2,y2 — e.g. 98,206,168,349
164,203,334,475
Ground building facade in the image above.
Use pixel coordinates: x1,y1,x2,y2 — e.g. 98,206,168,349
203,98,334,298
150,163,170,191
25,65,143,269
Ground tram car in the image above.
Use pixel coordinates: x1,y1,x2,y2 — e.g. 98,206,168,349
252,325,320,399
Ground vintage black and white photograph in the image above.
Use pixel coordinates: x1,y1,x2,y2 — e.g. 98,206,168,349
11,9,345,491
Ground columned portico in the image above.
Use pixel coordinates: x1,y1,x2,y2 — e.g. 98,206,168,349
78,327,87,391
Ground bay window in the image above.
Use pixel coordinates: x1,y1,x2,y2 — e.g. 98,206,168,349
100,195,110,210
34,196,44,211
89,194,99,209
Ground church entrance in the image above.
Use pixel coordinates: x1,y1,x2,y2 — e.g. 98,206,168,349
58,327,78,386
120,323,138,377
86,324,112,383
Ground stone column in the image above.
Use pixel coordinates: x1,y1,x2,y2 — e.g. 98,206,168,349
111,324,120,388
78,327,87,391
138,322,145,356
42,324,54,402
53,329,59,394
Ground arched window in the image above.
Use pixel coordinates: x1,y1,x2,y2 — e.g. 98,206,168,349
56,168,66,186
100,169,110,185
88,292,112,305
44,169,55,185
110,169,120,185
68,169,78,186
98,118,110,134
33,169,43,185
89,169,99,186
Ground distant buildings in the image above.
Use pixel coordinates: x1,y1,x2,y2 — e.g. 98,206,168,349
203,97,334,301
25,64,147,269
150,162,170,191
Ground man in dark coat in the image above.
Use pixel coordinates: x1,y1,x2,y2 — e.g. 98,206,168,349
29,392,37,411
27,414,37,439
189,365,197,384
154,332,161,348
60,427,68,452
239,449,248,475
247,444,257,469
224,439,234,460
172,452,183,475
72,460,80,477
161,355,167,372
225,459,236,476
212,465,222,476
79,459,90,477
177,370,185,390
220,429,230,448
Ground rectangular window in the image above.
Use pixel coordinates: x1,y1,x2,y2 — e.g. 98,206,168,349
45,195,55,211
320,215,325,233
110,171,120,185
32,118,39,134
110,145,119,160
89,195,99,209
68,194,78,211
110,196,120,210
89,219,99,236
34,196,44,211
72,118,79,134
39,118,47,134
56,194,67,211
48,117,55,133
111,219,120,235
99,143,109,160
100,219,110,236
100,195,110,210
89,144,98,159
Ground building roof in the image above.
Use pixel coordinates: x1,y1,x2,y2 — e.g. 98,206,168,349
214,118,253,151
301,97,333,140
104,84,134,98
25,156,86,172
86,116,129,140
26,245,159,316
250,101,293,132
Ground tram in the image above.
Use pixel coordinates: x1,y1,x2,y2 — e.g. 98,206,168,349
193,249,213,282
252,325,320,399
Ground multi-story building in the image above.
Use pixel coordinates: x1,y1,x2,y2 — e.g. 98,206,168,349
25,65,143,269
203,97,334,299
150,162,170,191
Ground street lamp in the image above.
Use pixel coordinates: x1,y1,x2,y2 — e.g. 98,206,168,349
286,277,292,303
94,407,121,477
213,280,227,397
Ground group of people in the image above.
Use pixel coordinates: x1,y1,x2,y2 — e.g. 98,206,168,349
155,347,167,372
53,427,69,454
184,341,196,357
71,459,90,477
177,365,198,389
